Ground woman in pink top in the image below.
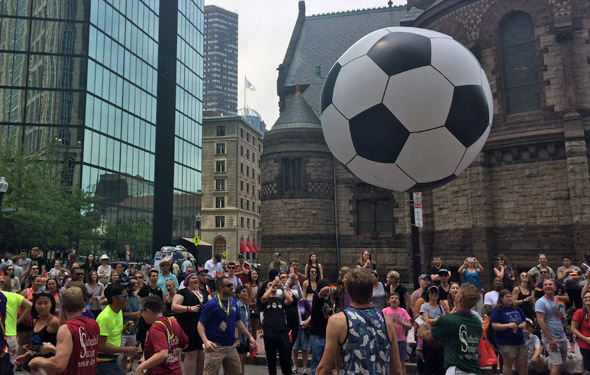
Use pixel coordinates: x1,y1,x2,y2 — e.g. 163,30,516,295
382,293,412,375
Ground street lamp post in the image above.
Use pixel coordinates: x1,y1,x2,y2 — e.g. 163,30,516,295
0,177,8,220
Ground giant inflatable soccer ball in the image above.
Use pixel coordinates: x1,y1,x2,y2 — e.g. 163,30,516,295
320,27,493,192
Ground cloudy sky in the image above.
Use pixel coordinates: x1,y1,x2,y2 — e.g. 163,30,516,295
203,0,407,127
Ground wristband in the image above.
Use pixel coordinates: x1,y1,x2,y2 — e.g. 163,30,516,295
187,306,190,313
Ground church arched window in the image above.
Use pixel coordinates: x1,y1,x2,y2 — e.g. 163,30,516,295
500,12,539,114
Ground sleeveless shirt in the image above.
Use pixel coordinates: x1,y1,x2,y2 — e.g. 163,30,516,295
341,307,391,375
61,317,100,375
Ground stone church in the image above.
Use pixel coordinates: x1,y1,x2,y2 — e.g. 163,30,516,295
260,0,590,287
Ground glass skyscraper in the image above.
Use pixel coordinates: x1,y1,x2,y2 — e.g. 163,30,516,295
204,5,238,115
0,0,203,258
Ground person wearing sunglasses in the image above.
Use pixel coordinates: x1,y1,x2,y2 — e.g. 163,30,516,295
156,259,179,292
96,283,142,375
533,267,569,305
226,261,243,289
198,276,256,375
528,253,556,283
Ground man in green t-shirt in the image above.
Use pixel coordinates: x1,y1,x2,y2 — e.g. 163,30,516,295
1,277,33,365
96,282,141,375
419,283,483,375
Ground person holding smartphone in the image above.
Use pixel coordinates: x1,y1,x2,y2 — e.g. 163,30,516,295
458,257,484,316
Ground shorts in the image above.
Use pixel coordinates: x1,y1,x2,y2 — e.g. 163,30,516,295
542,337,568,367
236,343,249,354
398,340,408,361
445,366,477,375
293,328,310,350
118,334,137,361
581,347,590,371
497,344,527,358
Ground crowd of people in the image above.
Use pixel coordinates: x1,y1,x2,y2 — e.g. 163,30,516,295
0,248,589,375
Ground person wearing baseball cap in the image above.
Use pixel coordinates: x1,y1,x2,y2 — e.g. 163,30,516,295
411,274,432,309
268,252,288,274
156,258,179,291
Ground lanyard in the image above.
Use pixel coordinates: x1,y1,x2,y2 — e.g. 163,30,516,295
218,297,231,317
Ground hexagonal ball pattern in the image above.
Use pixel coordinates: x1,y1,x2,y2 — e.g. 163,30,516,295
337,28,391,66
320,62,342,113
444,85,490,148
383,65,454,132
454,125,491,176
386,26,452,40
321,104,357,164
396,127,466,183
332,55,390,120
430,38,482,87
349,103,410,164
347,156,416,192
367,31,431,76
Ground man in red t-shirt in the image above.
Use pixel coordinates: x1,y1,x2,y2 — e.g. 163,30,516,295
135,295,188,375
28,287,100,375
234,254,251,286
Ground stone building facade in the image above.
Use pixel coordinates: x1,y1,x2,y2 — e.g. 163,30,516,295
260,0,590,287
201,115,263,262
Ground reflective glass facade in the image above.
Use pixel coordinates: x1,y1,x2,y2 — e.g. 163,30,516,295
203,5,237,115
0,0,203,258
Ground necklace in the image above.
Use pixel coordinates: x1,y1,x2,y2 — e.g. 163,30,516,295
218,297,231,317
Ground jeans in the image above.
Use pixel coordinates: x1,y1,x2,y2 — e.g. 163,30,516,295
97,360,125,375
309,334,326,375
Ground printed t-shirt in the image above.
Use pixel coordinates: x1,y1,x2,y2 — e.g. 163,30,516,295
490,306,525,346
432,312,482,374
63,317,100,375
199,297,240,346
572,308,590,350
1,291,24,336
535,296,566,340
96,305,123,361
382,306,411,340
144,317,188,375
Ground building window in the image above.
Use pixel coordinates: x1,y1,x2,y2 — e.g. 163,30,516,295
216,143,226,154
240,146,243,156
501,11,539,114
246,183,249,193
240,180,244,191
216,197,225,208
241,217,244,228
240,128,244,138
215,179,226,190
216,160,226,172
357,199,392,236
240,198,243,209
252,170,255,179
282,158,302,191
247,133,250,142
215,216,225,228
240,163,243,173
246,200,250,210
216,126,225,136
253,220,256,229
247,218,250,229
246,166,249,176
214,238,226,254
246,149,249,158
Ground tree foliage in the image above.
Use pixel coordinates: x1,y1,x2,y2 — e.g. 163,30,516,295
0,143,101,251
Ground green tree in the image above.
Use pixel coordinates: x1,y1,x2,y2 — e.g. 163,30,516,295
0,143,101,251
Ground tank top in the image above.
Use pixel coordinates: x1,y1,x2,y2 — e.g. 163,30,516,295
34,319,57,345
463,269,482,292
61,317,99,375
341,307,390,375
517,287,535,320
306,281,316,296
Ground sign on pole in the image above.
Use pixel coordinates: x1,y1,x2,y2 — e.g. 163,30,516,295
1,207,18,213
193,235,200,246
413,192,423,228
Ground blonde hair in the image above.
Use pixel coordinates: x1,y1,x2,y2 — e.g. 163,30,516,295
458,283,480,310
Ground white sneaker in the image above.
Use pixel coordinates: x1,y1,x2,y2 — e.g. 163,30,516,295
302,368,309,375
292,366,298,373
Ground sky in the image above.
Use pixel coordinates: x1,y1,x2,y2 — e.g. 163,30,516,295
203,0,407,128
